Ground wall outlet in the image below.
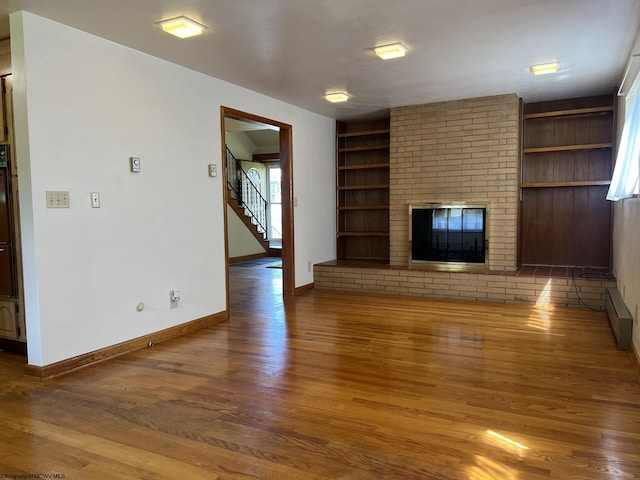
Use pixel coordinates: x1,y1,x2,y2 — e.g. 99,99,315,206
307,261,312,272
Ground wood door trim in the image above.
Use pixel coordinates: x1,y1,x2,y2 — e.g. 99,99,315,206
630,341,640,385
221,107,295,299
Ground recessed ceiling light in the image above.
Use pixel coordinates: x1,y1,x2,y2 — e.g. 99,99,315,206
158,16,207,39
530,62,559,76
374,43,408,60
324,92,350,103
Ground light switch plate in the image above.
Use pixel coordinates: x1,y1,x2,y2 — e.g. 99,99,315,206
91,192,100,208
208,164,217,177
130,157,141,173
46,191,70,208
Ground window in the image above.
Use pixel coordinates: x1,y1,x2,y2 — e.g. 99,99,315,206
246,167,261,191
267,165,282,240
607,69,640,201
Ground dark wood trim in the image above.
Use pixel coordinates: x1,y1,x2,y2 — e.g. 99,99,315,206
517,97,524,268
521,180,611,188
523,143,612,154
630,341,640,385
337,128,390,138
221,107,295,298
294,283,314,296
229,252,268,264
25,312,228,380
222,107,291,130
337,144,390,153
338,184,390,191
338,163,390,170
253,153,280,162
221,108,232,315
523,106,614,119
280,125,295,296
338,205,388,210
337,231,390,237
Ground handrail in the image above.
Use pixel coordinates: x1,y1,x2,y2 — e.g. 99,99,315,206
226,146,269,238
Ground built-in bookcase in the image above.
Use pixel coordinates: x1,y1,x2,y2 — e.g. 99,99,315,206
520,94,615,268
336,119,390,261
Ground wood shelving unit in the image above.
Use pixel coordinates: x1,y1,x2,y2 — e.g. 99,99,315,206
521,180,611,188
520,94,615,268
522,143,613,154
337,184,390,190
336,118,390,261
338,163,390,170
523,105,613,119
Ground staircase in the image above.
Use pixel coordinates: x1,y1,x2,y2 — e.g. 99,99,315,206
226,147,270,252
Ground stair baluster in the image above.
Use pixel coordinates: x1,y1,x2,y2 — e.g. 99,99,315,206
226,146,269,240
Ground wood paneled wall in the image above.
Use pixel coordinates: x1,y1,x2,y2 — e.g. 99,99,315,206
521,95,614,268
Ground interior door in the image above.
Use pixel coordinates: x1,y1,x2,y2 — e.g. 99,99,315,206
0,162,14,296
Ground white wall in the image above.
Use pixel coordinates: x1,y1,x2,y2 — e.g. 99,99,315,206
226,131,256,160
612,29,640,355
11,12,336,366
293,122,336,283
613,198,640,352
227,205,266,258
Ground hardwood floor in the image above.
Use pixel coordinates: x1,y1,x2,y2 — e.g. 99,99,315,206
1,262,639,479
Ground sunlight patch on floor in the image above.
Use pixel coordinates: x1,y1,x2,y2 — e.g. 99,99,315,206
527,305,553,331
466,455,518,480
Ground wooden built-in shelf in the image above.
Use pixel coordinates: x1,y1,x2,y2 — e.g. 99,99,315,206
523,143,612,154
337,231,390,237
338,205,389,210
337,145,390,153
523,106,614,120
337,128,390,138
520,94,614,269
338,163,390,170
336,118,391,262
521,180,611,188
338,184,390,191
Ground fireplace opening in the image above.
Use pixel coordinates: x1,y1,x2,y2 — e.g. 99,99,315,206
410,204,488,266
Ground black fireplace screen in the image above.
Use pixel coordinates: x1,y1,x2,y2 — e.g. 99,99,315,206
411,206,486,264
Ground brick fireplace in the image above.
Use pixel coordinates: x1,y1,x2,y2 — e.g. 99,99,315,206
390,94,520,270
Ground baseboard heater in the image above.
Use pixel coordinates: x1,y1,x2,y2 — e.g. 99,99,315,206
606,287,633,350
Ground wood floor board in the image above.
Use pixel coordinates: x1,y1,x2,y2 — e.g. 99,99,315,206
0,263,639,479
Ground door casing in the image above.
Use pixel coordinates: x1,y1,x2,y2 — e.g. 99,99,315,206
220,107,295,311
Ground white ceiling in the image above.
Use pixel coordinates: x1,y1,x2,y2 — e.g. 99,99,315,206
0,0,639,121
225,117,279,150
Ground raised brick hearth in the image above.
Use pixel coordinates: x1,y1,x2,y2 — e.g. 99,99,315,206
314,261,615,309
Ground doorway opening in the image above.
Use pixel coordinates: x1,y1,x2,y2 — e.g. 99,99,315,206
221,107,294,312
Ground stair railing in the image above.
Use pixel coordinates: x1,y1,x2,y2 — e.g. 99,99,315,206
226,146,269,238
